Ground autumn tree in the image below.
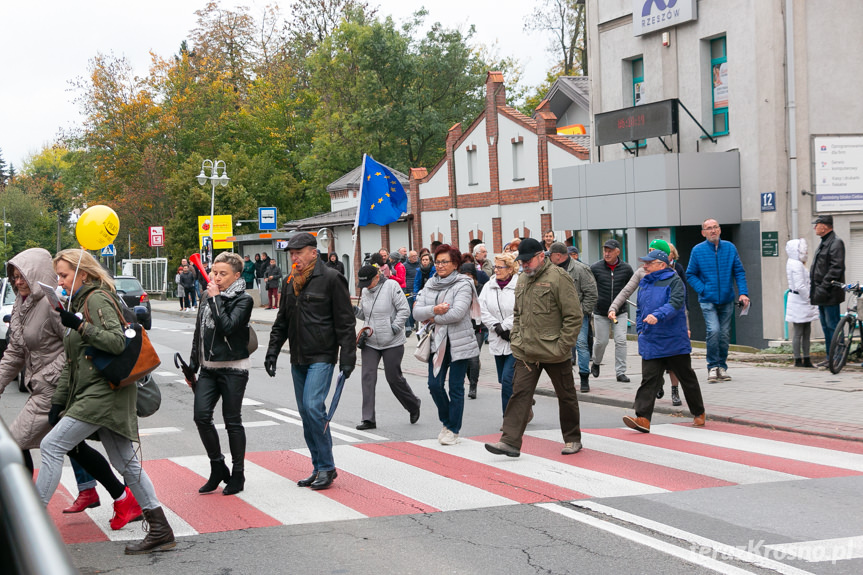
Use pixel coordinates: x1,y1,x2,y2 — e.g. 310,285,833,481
17,146,78,252
0,183,58,261
524,0,587,76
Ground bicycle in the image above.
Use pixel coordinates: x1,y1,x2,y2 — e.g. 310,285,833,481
827,281,863,374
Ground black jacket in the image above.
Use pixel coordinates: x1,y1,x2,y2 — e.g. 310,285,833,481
190,291,254,369
810,231,846,306
179,270,197,290
264,263,282,289
325,259,345,275
267,262,357,368
590,258,635,316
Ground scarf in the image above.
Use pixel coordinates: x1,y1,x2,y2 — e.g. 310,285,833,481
292,257,317,296
201,277,247,329
496,276,512,289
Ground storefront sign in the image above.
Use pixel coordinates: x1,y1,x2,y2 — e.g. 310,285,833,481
813,135,863,212
595,99,678,147
761,231,779,257
633,0,697,37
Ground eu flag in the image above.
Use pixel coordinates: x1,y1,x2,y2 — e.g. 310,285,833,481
355,155,408,227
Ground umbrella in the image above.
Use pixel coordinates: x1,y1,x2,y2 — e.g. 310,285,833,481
324,372,346,432
174,352,197,392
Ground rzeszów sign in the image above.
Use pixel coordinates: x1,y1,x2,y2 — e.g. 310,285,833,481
633,0,697,36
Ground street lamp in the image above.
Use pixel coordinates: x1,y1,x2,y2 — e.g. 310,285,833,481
196,159,229,264
2,207,10,254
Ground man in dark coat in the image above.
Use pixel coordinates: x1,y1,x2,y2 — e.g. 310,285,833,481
809,215,846,363
590,239,634,382
265,233,356,491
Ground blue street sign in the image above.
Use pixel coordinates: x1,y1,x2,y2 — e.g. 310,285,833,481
760,192,776,212
100,244,116,257
258,207,277,230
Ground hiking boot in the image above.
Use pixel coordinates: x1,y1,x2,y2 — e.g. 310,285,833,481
623,415,650,433
124,507,176,555
579,372,590,393
671,386,682,406
63,487,100,514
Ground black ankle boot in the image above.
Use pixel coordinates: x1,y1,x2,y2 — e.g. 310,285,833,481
579,373,590,393
223,466,245,495
468,382,477,399
199,459,231,493
802,357,814,368
671,386,681,406
794,357,803,367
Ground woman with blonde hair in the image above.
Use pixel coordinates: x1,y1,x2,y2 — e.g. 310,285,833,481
37,249,175,555
478,252,519,413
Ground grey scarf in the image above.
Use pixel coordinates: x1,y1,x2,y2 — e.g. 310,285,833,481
201,277,247,330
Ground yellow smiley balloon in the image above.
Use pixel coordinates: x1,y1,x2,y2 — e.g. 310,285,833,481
76,205,120,251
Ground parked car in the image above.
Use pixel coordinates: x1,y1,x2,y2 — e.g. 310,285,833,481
0,277,26,392
114,276,152,330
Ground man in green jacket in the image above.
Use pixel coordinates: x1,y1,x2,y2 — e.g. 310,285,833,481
485,238,584,457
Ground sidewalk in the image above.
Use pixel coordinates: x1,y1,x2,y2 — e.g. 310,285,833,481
151,298,863,442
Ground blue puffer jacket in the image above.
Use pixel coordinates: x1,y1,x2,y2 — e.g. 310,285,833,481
685,239,748,305
636,268,691,360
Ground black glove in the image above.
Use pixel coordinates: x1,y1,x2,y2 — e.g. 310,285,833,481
341,365,354,379
59,309,83,330
48,404,63,426
500,330,511,342
264,355,278,377
493,324,504,337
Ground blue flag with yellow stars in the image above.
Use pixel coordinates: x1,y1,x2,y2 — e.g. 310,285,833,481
356,155,407,227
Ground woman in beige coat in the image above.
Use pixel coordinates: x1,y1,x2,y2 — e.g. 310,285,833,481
0,248,143,529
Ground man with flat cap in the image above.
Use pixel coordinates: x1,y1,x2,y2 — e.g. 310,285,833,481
810,214,845,365
265,232,356,490
485,237,584,457
590,239,634,382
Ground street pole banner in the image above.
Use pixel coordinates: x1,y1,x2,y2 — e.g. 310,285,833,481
198,215,234,249
149,226,164,247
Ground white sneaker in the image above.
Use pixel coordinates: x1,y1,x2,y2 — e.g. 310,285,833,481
439,429,459,445
717,367,731,381
438,426,448,442
707,368,719,383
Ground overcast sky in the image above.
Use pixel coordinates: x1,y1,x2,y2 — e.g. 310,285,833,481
0,0,553,169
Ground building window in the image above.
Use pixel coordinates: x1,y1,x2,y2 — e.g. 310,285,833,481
630,58,646,149
710,36,729,136
512,139,524,181
467,147,478,186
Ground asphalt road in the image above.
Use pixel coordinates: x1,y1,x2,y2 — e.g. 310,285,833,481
3,310,862,575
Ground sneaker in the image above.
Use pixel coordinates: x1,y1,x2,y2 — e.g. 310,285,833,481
616,374,630,383
671,386,682,406
590,363,600,378
485,441,520,457
109,487,143,530
561,442,582,455
622,415,650,433
707,368,719,383
438,426,448,442
439,429,459,445
716,367,731,381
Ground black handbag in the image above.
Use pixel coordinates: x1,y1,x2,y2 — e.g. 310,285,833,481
135,376,161,417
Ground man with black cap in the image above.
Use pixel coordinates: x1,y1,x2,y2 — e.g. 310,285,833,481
265,232,356,490
548,242,597,391
590,239,634,382
485,237,584,457
622,250,706,433
810,214,845,364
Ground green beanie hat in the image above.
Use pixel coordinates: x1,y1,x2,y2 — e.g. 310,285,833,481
648,238,671,255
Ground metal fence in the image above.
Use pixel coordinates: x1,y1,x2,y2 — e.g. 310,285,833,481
121,258,169,294
0,420,77,574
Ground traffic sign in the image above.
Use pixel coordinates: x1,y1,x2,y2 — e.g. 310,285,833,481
100,244,116,257
259,207,277,231
149,226,164,247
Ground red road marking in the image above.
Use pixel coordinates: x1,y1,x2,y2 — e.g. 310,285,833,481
143,460,280,533
247,450,438,517
589,428,861,479
357,442,589,503
681,420,863,455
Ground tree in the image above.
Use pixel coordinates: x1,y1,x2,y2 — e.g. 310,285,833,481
19,146,78,252
0,147,7,188
524,0,587,76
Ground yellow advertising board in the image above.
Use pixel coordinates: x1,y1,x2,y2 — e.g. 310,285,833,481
198,215,234,249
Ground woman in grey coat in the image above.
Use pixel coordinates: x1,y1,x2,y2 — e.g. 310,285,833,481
354,265,421,430
412,245,479,446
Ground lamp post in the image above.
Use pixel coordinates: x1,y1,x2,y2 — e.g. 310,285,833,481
196,159,229,264
2,207,10,256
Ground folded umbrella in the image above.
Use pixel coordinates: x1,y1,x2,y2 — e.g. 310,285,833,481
174,352,197,392
323,372,346,432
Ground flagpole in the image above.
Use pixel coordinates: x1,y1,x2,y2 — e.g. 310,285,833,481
351,154,368,280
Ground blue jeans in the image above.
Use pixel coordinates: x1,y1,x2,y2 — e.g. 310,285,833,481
819,304,841,355
427,343,468,434
406,295,415,330
71,458,97,491
494,354,516,414
291,363,336,472
700,301,735,370
574,317,591,374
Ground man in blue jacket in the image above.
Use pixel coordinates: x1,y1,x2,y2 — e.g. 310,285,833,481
685,219,750,383
623,250,705,433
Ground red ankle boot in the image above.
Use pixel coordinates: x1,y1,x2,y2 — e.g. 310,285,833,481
63,487,100,513
110,487,144,530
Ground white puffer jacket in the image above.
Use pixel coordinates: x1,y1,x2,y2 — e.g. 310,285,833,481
413,272,479,362
785,239,819,324
355,279,409,350
478,274,517,357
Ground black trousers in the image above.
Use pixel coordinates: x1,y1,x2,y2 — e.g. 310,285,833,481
194,368,248,470
633,354,705,421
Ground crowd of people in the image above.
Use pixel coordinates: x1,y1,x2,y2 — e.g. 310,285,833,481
0,216,846,557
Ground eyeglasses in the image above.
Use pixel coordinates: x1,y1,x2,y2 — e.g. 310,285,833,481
702,225,720,231
434,260,451,265
493,265,509,271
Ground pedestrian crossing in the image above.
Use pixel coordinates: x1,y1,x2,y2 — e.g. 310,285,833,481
49,422,863,545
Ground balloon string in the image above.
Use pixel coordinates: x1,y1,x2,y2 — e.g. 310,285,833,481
68,247,84,309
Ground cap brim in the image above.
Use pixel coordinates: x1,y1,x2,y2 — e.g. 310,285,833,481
358,280,373,288
515,251,539,262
